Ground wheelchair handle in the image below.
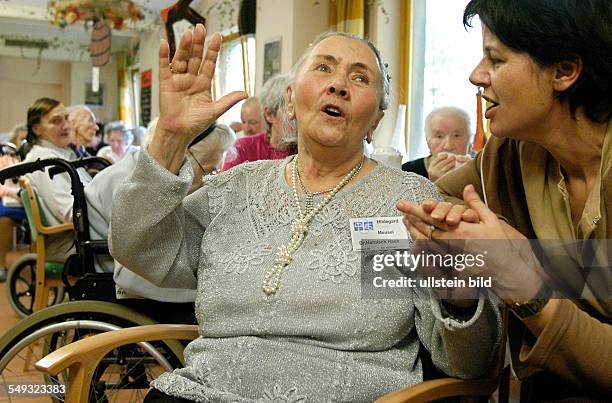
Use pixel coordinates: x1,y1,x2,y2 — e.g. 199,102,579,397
0,158,71,183
48,156,111,179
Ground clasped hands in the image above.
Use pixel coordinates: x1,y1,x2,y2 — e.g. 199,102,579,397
396,184,546,304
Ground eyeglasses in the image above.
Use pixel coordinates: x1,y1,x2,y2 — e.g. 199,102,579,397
187,149,219,177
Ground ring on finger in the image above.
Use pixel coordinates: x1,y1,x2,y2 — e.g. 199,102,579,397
427,224,436,240
169,61,181,74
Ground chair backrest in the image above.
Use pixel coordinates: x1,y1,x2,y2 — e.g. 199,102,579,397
19,177,49,243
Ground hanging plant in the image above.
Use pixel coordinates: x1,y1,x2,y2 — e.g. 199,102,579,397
47,0,143,30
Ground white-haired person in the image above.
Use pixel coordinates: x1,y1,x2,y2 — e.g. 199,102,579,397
221,73,296,171
110,25,501,401
86,120,235,323
66,104,99,157
96,121,138,163
402,107,472,181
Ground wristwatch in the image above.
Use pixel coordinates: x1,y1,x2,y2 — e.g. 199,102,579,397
509,285,553,319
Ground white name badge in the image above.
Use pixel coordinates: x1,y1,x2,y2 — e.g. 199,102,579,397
349,216,411,251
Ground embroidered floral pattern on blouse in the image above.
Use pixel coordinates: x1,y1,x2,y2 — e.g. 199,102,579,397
307,240,358,283
217,241,274,274
255,384,306,403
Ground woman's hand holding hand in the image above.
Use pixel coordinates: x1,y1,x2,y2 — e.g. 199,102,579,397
397,185,546,302
150,24,247,173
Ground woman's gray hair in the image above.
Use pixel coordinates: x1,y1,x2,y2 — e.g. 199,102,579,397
104,121,133,145
282,31,391,144
259,73,293,134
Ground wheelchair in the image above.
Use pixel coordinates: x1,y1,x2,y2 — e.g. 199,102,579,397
0,157,191,402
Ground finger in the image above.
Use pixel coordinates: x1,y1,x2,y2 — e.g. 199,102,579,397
396,200,433,221
434,153,447,162
445,204,472,226
422,199,440,214
463,184,496,222
430,202,453,222
403,217,428,240
158,38,172,81
171,29,194,73
196,32,223,92
187,23,206,75
406,215,437,237
461,208,480,223
212,91,248,118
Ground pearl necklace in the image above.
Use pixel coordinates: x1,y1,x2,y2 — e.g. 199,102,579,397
296,168,335,215
262,155,365,295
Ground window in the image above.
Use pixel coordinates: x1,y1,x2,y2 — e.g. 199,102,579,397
408,0,482,159
214,34,256,127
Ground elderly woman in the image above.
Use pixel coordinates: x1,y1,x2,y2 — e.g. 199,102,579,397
23,98,91,262
96,121,138,163
111,25,501,401
221,73,295,171
399,0,612,399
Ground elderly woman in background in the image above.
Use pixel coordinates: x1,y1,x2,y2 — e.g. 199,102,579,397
96,121,138,163
400,0,612,399
85,122,235,323
111,25,501,401
221,73,295,171
23,98,91,262
8,123,27,148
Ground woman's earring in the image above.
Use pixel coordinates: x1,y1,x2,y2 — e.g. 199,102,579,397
288,111,294,120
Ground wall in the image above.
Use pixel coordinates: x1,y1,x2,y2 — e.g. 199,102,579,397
70,59,119,123
0,56,71,133
255,0,329,93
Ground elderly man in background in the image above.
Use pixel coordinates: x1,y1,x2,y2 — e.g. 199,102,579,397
402,107,471,181
67,105,99,157
236,96,265,138
221,74,295,171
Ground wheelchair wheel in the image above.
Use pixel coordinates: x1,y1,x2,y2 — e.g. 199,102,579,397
6,253,65,317
0,301,185,403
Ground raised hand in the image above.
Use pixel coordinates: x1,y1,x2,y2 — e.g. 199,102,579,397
150,24,247,173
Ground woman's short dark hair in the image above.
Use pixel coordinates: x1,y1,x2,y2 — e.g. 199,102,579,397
464,0,612,123
26,97,61,144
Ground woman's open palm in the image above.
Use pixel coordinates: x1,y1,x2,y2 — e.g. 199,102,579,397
157,24,246,144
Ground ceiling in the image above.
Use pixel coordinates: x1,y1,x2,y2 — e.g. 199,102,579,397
0,1,189,60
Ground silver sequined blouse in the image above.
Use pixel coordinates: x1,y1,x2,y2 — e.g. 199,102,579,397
110,151,502,402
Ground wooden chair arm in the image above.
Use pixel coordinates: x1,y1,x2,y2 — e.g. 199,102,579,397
38,221,74,235
376,377,499,403
35,324,199,403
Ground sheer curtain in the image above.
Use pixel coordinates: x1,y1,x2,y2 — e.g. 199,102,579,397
329,0,365,36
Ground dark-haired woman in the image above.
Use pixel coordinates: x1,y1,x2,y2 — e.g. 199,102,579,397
399,0,612,399
23,98,91,262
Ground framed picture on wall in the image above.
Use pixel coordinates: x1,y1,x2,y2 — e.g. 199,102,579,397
85,83,104,107
263,37,282,85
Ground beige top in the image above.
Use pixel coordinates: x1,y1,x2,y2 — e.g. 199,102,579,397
436,122,612,396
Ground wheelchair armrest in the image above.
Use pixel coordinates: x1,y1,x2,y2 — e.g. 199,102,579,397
376,377,500,403
36,324,199,403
